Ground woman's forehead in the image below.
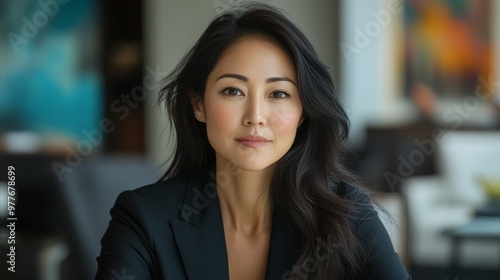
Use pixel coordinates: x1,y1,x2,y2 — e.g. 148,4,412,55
209,37,297,83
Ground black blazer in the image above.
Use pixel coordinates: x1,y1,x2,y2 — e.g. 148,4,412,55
95,168,411,280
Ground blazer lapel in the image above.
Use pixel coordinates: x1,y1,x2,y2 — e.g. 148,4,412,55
170,168,300,280
265,209,300,279
170,169,229,280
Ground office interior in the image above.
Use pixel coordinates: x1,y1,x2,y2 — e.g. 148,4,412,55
1,0,500,279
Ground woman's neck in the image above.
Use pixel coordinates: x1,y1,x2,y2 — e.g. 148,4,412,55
215,159,273,236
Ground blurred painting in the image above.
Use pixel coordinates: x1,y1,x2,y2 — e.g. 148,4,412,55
0,0,102,142
403,0,494,98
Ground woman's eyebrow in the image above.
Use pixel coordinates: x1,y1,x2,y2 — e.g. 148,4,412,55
216,73,248,82
266,76,296,86
216,73,296,86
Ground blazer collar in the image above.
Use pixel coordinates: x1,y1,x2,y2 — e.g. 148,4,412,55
170,168,300,280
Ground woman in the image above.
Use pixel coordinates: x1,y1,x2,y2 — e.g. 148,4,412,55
95,3,411,280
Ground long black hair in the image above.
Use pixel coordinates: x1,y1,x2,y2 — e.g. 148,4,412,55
159,3,365,279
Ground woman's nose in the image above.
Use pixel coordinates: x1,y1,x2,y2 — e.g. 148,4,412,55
242,94,266,126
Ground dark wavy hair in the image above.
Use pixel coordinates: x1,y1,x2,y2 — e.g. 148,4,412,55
158,3,365,279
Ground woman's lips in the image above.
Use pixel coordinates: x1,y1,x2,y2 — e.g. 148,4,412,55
235,135,271,148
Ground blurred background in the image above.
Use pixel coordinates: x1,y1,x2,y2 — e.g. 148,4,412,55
1,0,499,279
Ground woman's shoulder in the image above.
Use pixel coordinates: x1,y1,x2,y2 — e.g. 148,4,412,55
111,172,199,219
332,183,412,278
116,167,213,213
132,173,191,201
329,181,378,227
330,181,372,205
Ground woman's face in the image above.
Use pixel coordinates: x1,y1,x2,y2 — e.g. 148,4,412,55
194,37,303,172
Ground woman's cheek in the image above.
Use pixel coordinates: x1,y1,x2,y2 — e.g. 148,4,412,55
207,104,239,131
269,106,301,131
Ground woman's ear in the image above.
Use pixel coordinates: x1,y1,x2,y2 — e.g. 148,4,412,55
194,104,206,123
298,114,305,127
190,92,206,123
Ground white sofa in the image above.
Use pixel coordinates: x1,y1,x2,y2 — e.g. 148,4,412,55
402,131,500,268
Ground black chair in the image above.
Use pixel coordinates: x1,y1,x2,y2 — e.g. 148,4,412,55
58,155,161,280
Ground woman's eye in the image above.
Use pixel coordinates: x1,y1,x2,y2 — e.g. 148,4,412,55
270,91,289,99
222,87,243,96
